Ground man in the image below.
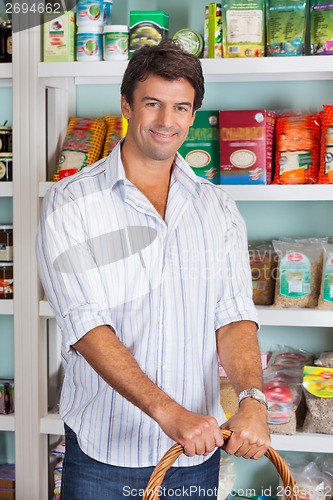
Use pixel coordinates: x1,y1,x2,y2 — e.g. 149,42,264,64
36,39,270,500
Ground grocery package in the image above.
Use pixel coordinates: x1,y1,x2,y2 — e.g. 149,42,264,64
222,0,265,57
272,239,323,308
248,240,278,305
129,10,169,58
172,29,204,57
264,348,312,434
0,379,14,414
102,115,127,157
273,113,321,184
310,0,333,55
76,25,103,61
0,463,15,500
208,3,223,58
318,105,333,183
219,109,275,184
266,0,307,56
103,25,129,61
280,456,333,500
217,455,237,500
53,117,106,181
43,11,75,62
220,377,238,417
314,351,333,367
179,110,220,184
303,365,333,434
317,242,333,309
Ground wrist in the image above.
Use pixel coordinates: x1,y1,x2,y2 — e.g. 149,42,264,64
238,388,268,409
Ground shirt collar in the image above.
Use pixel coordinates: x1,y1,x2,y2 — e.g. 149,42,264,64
105,139,203,198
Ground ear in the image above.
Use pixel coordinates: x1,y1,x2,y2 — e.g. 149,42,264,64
121,96,132,120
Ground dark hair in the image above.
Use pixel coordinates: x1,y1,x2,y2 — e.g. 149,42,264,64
120,39,205,111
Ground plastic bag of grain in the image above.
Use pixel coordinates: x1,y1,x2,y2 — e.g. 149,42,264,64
317,242,333,309
249,240,278,305
303,365,333,434
272,239,323,308
314,351,333,368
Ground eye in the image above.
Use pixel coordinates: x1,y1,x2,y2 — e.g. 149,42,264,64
176,106,188,112
146,102,159,108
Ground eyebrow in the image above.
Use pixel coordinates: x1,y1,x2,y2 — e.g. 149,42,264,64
142,96,193,108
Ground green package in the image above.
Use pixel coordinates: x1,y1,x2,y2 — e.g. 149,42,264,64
178,111,220,184
310,0,333,54
266,0,307,56
222,0,265,57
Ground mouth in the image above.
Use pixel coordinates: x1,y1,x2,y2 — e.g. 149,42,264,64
149,129,177,141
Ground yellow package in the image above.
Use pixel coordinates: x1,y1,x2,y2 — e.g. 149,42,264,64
102,115,127,157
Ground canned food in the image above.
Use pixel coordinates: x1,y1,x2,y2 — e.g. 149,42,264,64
0,126,12,153
0,153,12,181
0,225,13,261
0,261,13,299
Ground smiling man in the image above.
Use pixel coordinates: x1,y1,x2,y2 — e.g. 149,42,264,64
36,39,270,500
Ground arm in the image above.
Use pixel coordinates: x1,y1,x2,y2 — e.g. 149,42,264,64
74,324,224,456
216,320,270,459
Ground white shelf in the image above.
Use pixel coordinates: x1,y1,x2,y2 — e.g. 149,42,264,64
0,299,14,315
39,181,333,201
271,432,333,454
38,412,333,453
40,413,64,435
40,300,333,327
0,182,13,197
0,63,12,86
0,414,15,432
38,56,333,84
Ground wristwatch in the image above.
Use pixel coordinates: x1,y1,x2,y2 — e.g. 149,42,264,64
238,388,268,409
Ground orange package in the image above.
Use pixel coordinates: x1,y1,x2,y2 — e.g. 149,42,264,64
273,113,321,184
318,105,333,184
53,117,106,182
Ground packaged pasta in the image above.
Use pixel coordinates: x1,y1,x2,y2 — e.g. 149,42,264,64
272,239,323,308
273,113,321,184
317,242,333,309
266,0,307,56
53,117,106,181
102,115,127,158
318,105,333,183
310,0,333,55
248,240,278,305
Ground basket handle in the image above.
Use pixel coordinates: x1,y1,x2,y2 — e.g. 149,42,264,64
142,429,298,500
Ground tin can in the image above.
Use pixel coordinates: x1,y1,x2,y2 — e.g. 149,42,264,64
0,153,12,182
103,25,128,60
0,261,13,299
0,225,13,261
0,126,12,153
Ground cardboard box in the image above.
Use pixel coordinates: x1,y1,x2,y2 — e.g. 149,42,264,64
129,10,169,58
178,110,220,184
43,11,75,62
219,109,275,184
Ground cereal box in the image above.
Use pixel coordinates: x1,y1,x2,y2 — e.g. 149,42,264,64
219,109,275,184
43,11,75,62
178,111,220,184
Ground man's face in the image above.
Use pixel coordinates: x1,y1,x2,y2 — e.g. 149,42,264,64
121,74,196,163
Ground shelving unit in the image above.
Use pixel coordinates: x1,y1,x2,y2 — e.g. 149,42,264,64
0,300,14,315
0,183,13,197
0,415,15,432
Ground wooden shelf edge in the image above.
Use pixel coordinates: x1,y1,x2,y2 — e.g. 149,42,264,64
0,414,15,432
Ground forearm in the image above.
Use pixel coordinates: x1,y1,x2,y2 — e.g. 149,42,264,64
73,324,178,423
216,320,263,395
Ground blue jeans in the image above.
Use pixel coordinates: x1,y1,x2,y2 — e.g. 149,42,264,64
61,424,220,500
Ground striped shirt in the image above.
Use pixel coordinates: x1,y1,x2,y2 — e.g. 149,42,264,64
36,141,258,467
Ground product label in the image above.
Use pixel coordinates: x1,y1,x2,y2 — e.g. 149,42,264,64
0,245,13,261
311,4,333,54
279,252,311,297
267,6,306,55
104,32,128,60
227,10,263,43
303,366,333,398
322,255,333,302
0,162,5,180
0,278,13,295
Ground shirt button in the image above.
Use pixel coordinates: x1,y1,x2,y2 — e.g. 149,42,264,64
162,364,167,371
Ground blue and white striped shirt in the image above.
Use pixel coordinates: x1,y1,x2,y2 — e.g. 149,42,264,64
36,141,258,467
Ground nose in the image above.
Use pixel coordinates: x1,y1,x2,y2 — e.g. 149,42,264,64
158,106,173,128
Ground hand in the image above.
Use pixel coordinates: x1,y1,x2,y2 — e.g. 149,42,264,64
220,398,270,460
156,402,224,457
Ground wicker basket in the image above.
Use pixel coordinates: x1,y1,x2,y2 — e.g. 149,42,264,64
142,429,298,500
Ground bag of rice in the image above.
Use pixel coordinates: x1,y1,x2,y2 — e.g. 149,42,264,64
317,242,333,309
318,105,333,183
249,240,278,305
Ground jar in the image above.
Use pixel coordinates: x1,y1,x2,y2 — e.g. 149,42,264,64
103,25,128,61
3,20,12,62
76,0,104,26
0,153,12,181
0,261,13,299
0,126,12,153
76,26,103,61
0,225,13,261
103,0,113,25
